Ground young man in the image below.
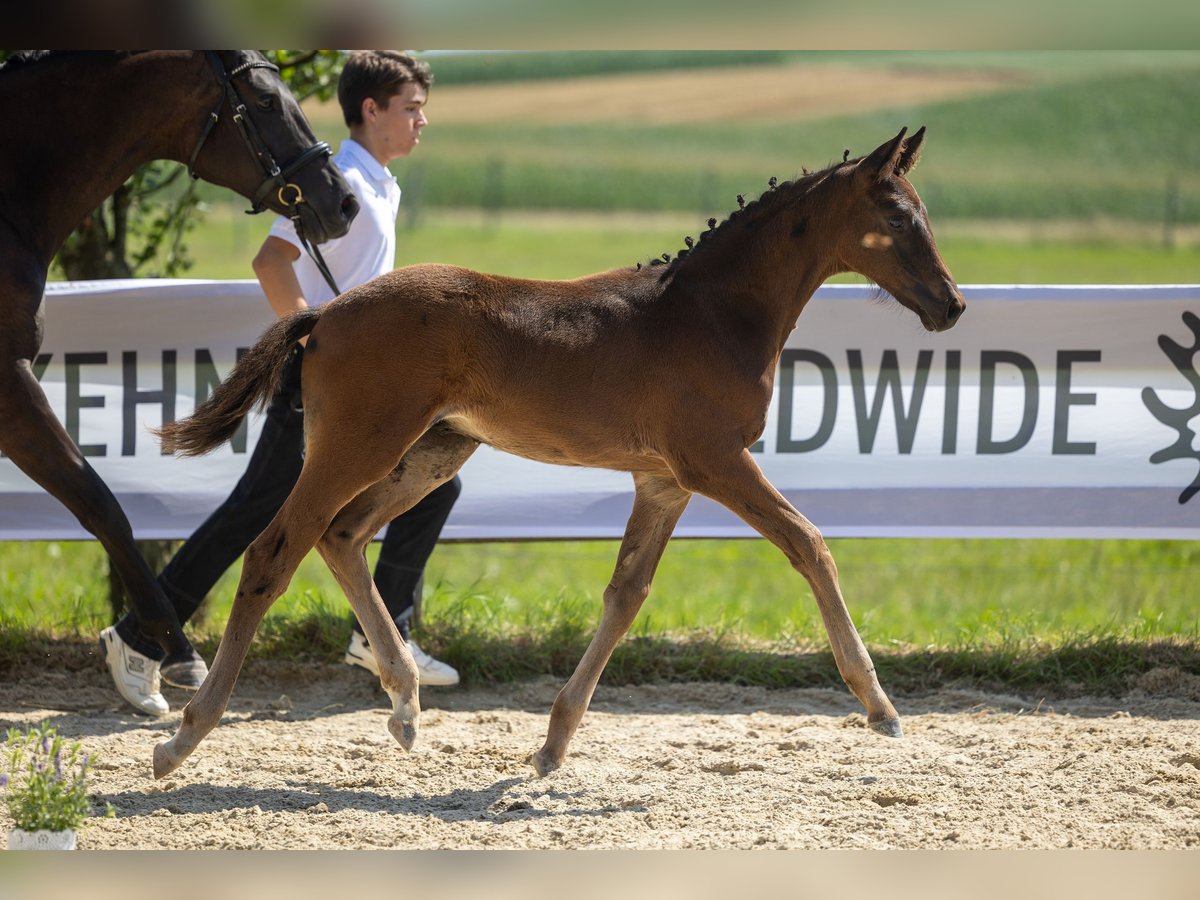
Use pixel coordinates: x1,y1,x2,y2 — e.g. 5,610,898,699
100,51,460,715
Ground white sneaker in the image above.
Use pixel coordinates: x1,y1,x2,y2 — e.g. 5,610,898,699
99,626,169,716
408,639,460,687
344,631,460,687
344,630,380,677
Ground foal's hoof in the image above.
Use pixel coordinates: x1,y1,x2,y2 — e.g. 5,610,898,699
388,716,418,752
161,657,209,691
152,741,182,780
869,715,904,738
530,749,561,778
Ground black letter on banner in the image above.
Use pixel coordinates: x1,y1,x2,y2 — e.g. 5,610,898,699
848,349,933,453
65,352,107,457
123,351,176,456
942,350,961,454
977,350,1039,454
1053,350,1101,455
194,349,249,453
776,349,838,453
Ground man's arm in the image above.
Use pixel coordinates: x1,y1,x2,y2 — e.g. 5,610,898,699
252,236,307,320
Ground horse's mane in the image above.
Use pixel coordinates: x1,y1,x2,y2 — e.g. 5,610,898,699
0,51,56,72
643,151,860,282
0,51,138,76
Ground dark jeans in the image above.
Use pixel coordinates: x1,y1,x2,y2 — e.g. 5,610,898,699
116,345,461,659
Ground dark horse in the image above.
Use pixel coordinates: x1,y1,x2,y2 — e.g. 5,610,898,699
154,127,964,778
0,51,358,686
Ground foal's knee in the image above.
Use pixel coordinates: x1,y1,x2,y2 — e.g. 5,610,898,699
786,528,837,579
315,524,363,575
602,581,651,628
238,540,292,605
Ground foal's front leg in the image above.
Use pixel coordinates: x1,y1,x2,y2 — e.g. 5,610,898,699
317,541,421,751
532,472,692,775
679,448,902,738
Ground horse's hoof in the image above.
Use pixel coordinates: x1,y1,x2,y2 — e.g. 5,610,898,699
388,716,417,752
152,741,181,779
869,715,903,738
161,657,209,691
530,749,561,777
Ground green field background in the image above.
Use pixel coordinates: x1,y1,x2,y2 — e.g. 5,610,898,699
9,51,1199,690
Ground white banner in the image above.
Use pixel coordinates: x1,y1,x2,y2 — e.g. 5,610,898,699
2,280,1198,541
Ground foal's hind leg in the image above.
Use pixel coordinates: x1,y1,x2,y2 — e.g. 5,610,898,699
532,472,692,776
153,438,414,778
315,424,479,752
678,449,901,737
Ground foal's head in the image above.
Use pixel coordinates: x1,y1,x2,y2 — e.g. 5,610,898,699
834,127,965,332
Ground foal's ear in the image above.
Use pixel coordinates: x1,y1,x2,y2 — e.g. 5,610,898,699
896,126,926,177
859,127,908,182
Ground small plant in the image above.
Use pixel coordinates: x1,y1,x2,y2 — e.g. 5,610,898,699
1,722,113,833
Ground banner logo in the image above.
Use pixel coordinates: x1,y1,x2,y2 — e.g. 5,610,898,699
1143,311,1200,504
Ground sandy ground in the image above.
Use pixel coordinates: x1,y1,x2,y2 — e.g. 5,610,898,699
2,661,1199,850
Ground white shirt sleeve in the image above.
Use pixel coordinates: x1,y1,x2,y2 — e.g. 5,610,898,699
266,214,304,253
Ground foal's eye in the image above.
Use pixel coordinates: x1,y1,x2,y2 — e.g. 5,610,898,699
888,216,905,231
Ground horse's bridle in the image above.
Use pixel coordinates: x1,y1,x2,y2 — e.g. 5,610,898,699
187,51,342,295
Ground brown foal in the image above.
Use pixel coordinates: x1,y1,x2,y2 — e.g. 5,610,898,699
153,127,964,779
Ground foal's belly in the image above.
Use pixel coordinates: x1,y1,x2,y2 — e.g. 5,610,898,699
440,412,660,473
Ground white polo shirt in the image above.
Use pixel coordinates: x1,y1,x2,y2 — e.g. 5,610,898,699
267,138,401,307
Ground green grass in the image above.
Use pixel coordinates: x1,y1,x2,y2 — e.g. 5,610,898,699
2,537,1196,696
177,206,1200,285
374,65,1200,223
419,50,792,85
182,53,1200,227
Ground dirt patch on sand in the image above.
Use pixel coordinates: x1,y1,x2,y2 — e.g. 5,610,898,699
2,662,1198,849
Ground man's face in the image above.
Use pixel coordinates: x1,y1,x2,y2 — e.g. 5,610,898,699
370,81,429,163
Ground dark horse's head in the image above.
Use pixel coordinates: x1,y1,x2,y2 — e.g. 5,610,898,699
836,127,964,332
187,51,359,244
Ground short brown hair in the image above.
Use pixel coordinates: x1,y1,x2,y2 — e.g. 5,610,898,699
337,50,432,127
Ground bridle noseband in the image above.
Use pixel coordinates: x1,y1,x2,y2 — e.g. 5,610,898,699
188,51,342,295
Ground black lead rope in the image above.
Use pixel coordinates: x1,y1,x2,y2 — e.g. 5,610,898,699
292,209,343,298
276,183,341,297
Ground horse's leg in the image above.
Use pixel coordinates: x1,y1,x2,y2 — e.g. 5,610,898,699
0,354,199,675
677,448,901,737
532,472,692,776
315,424,479,751
152,429,422,778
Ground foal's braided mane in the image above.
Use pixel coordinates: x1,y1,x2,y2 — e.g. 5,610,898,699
641,153,856,282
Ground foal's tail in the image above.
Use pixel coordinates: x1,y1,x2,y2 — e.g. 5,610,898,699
156,309,322,457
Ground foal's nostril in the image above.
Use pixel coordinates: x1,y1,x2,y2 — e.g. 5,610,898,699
946,297,965,323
